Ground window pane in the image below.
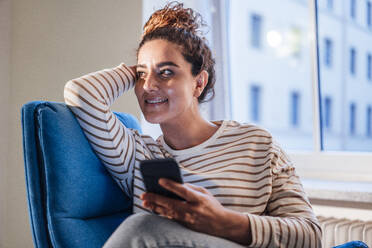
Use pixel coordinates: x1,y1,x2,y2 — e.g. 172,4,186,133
318,0,372,151
229,0,313,151
350,0,357,19
324,38,333,67
290,91,300,127
367,53,372,81
367,1,372,27
250,14,262,48
324,96,332,129
249,85,261,122
366,106,372,136
327,0,334,10
349,103,356,135
350,47,357,75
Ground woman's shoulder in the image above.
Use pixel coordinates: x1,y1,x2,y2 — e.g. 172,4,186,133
221,120,274,140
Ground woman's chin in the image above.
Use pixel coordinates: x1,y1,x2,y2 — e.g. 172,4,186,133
143,114,164,124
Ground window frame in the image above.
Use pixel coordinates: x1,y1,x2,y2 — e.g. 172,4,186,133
290,0,372,183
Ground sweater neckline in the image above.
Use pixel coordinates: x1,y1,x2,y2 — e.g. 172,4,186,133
159,120,227,156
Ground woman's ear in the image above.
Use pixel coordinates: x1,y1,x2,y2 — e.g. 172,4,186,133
194,70,209,98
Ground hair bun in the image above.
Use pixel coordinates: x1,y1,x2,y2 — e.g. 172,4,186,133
143,2,205,37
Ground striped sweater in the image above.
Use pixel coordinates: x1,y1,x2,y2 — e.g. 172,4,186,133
64,63,322,247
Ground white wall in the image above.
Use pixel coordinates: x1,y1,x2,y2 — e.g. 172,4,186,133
0,0,11,246
2,0,142,247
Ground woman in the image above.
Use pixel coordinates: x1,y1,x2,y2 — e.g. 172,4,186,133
64,2,322,247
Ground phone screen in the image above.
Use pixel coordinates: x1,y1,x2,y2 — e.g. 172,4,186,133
139,158,184,200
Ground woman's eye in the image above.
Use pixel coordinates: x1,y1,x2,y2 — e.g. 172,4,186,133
160,69,173,77
137,71,146,79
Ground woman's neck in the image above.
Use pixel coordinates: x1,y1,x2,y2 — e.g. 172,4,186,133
160,114,219,150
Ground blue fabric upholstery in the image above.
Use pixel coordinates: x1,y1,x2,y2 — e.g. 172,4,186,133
21,101,141,248
333,241,369,248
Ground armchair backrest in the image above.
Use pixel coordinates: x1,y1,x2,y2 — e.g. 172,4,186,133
21,101,141,248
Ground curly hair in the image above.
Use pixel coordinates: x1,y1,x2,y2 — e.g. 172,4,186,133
137,1,216,103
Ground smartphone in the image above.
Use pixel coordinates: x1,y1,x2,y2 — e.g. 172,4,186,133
139,158,184,200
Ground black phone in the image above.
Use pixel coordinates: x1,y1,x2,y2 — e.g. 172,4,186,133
139,158,184,200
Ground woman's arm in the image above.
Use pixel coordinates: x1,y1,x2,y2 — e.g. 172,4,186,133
244,143,322,248
63,64,137,197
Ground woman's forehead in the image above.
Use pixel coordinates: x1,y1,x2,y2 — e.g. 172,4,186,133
137,40,184,65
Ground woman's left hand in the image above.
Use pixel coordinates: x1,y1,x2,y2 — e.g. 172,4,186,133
140,178,250,243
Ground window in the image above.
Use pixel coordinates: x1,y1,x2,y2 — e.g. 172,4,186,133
367,1,372,27
367,106,372,137
350,103,356,135
231,1,313,151
324,38,333,67
367,53,372,81
350,0,357,19
350,47,356,75
290,92,300,127
142,0,372,182
250,85,261,122
327,0,333,10
324,97,332,129
250,13,262,49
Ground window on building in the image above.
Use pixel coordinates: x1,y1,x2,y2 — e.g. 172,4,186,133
324,97,332,129
290,92,300,127
350,103,357,135
367,1,372,27
327,0,333,10
324,38,333,67
250,13,262,49
250,85,261,122
367,53,372,81
350,47,357,75
350,0,357,19
367,106,372,137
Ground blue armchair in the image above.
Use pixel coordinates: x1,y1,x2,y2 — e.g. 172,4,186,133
21,101,141,248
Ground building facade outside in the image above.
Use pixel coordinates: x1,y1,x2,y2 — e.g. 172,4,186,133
229,0,372,151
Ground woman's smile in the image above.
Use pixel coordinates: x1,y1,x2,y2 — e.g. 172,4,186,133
144,96,168,105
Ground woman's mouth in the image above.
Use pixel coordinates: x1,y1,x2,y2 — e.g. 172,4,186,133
145,98,168,105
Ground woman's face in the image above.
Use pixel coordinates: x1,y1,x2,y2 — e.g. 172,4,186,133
135,39,200,124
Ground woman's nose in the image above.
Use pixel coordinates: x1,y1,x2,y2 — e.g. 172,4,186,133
143,72,159,91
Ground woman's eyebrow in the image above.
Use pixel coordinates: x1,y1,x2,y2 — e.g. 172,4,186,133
157,61,179,68
136,61,179,69
136,64,146,69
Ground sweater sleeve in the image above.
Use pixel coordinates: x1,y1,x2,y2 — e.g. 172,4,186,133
245,142,322,248
63,63,137,197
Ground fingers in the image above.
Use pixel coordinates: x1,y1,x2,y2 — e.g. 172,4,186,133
129,65,137,80
158,179,201,202
185,183,209,194
143,198,196,224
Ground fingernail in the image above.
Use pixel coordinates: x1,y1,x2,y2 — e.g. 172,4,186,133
159,178,168,185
